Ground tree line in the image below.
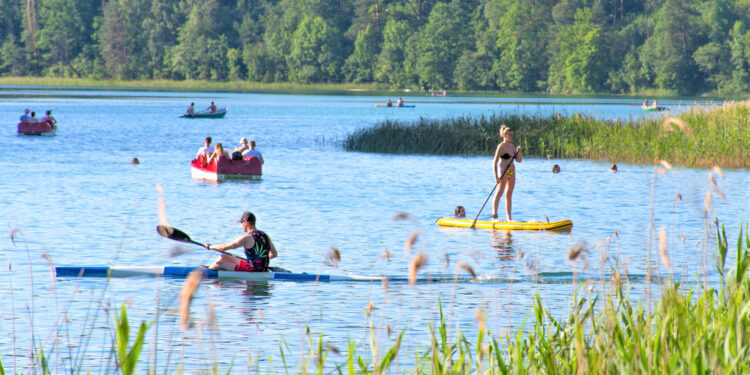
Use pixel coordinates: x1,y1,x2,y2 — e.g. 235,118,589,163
1,0,749,95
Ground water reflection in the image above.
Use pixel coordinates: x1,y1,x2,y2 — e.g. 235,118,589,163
491,230,515,261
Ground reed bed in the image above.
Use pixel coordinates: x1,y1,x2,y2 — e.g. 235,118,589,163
345,101,750,168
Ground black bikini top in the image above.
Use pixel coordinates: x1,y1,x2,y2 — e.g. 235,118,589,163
501,153,512,160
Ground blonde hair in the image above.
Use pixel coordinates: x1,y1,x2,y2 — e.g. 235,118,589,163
499,125,511,137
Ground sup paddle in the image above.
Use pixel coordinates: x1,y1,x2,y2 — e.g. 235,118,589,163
156,225,235,257
470,152,517,229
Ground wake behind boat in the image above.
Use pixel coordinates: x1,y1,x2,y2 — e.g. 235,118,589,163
437,217,573,231
55,266,471,283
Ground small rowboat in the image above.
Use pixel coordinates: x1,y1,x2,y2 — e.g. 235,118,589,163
55,266,471,283
180,107,228,118
191,155,262,181
437,217,573,231
18,120,57,136
374,104,415,108
642,106,668,112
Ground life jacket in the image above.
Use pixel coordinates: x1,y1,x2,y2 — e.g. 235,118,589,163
244,230,270,272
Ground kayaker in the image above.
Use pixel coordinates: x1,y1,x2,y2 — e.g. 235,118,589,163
196,136,214,158
206,142,229,164
204,211,278,272
454,206,466,218
242,139,264,164
187,102,195,115
20,109,30,122
386,99,393,107
643,99,650,107
492,125,522,222
397,98,404,107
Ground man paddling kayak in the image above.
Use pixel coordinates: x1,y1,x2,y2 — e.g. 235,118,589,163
204,211,278,272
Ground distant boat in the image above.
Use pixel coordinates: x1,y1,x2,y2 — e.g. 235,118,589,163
18,120,57,136
375,104,415,108
180,107,228,118
642,106,668,112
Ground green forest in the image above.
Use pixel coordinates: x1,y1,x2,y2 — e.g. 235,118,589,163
2,0,750,95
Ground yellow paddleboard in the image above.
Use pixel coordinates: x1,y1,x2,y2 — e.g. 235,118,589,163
437,217,573,231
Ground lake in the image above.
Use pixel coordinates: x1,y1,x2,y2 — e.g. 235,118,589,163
1,87,747,373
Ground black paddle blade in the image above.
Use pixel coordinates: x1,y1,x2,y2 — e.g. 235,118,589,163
156,225,193,243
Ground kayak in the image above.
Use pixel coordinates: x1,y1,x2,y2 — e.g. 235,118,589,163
180,107,228,118
437,217,573,231
55,266,469,283
642,106,668,112
375,104,415,108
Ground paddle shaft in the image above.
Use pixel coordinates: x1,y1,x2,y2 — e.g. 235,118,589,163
471,152,517,228
156,225,241,259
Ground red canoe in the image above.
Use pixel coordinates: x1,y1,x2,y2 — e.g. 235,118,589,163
191,154,262,181
18,120,57,136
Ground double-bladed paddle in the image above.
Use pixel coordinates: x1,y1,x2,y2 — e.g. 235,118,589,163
156,224,235,257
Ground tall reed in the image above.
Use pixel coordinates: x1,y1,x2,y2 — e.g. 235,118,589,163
345,101,750,168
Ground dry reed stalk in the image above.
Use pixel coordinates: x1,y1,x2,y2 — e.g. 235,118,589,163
366,301,374,315
324,247,341,267
659,227,670,270
10,228,21,245
456,262,478,282
659,160,673,171
179,269,203,331
661,117,693,137
408,253,428,285
405,231,419,254
708,171,726,201
704,191,712,217
381,248,391,263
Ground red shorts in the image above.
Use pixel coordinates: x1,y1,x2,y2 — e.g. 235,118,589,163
234,260,253,272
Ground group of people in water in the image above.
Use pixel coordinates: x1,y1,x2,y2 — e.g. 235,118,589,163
187,101,218,115
196,136,264,164
19,108,57,126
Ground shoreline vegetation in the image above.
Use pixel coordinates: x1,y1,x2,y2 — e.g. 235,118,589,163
344,101,750,168
5,224,749,373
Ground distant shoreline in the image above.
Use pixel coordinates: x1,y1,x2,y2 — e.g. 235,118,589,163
0,77,723,99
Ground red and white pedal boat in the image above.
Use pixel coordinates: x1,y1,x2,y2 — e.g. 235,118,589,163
190,154,262,181
18,120,57,136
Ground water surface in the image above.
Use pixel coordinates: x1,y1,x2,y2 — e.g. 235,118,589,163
0,88,746,372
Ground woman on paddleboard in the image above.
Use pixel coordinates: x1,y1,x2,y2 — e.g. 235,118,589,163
492,125,522,221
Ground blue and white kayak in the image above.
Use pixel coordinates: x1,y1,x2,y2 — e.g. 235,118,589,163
55,266,464,283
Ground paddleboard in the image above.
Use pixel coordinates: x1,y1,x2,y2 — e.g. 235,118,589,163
437,217,573,231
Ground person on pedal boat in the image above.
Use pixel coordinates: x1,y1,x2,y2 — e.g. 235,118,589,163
204,211,278,272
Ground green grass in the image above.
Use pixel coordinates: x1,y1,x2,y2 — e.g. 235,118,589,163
0,76,386,92
345,101,750,168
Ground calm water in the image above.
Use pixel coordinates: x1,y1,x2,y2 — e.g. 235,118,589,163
1,88,747,372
